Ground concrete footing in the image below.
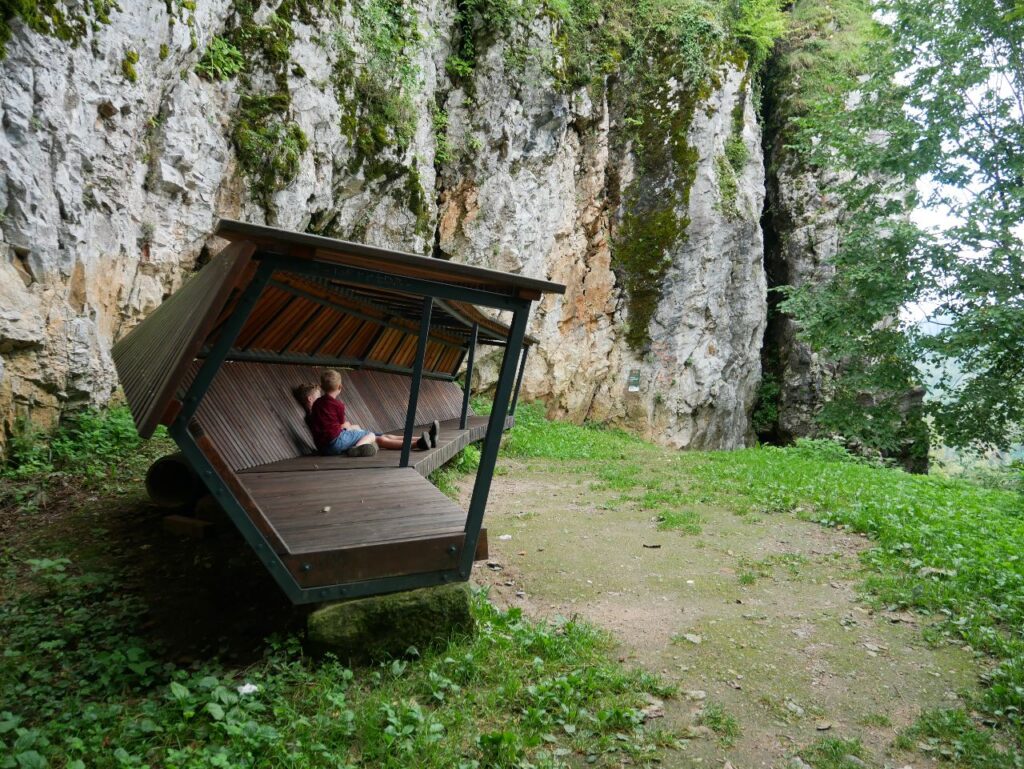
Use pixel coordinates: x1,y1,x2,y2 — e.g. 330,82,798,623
306,582,474,663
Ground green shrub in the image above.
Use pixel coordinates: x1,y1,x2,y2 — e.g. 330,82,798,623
731,0,787,69
195,35,244,81
3,407,141,481
120,48,138,82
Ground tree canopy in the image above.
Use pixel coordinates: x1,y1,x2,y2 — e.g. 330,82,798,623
778,0,1024,451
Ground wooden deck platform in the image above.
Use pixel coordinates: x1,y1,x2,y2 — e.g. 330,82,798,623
230,414,509,588
238,415,506,477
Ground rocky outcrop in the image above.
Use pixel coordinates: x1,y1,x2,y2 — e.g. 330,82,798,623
757,0,928,471
0,1,767,455
760,153,843,443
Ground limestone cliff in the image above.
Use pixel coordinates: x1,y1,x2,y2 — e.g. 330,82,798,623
0,0,766,454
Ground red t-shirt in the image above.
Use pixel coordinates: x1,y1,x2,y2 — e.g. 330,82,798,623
309,395,346,452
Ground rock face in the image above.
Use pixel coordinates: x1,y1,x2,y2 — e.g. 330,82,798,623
760,153,843,444
0,1,767,455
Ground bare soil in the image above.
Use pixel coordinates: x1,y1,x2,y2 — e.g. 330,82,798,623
465,459,980,769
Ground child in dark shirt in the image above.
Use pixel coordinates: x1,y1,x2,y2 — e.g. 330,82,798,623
306,370,439,458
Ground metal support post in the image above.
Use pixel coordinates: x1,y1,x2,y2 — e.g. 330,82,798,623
509,345,529,417
400,296,434,468
459,323,478,430
458,303,530,576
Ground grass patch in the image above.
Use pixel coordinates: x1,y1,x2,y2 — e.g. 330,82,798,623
674,440,1024,746
797,736,869,769
858,712,892,728
655,510,703,535
894,709,1020,768
501,402,651,461
1,406,173,516
697,701,740,746
496,405,1024,756
1,403,678,767
429,443,481,499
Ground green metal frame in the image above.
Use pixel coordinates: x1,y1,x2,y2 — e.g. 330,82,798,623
167,251,532,604
459,323,479,430
509,346,529,417
459,307,529,577
401,296,434,468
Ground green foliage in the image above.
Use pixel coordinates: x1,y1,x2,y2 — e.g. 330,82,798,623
0,550,675,769
0,0,117,58
752,373,781,435
231,92,308,203
2,407,141,481
334,0,421,174
764,0,877,131
730,0,786,71
500,402,651,460
195,35,244,80
895,709,1020,768
770,0,1024,452
715,153,740,216
120,47,138,82
429,443,481,498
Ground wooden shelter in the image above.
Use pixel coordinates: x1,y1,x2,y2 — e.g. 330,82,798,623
113,219,565,604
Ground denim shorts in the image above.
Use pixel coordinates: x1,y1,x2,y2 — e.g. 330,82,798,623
324,428,372,455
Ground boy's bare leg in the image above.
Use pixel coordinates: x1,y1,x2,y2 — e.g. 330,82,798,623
375,435,405,450
374,433,429,451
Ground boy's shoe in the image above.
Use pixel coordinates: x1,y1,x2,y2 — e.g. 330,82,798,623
429,420,440,448
416,432,430,451
346,442,378,458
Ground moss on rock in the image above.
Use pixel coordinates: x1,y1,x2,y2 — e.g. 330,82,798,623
306,583,475,664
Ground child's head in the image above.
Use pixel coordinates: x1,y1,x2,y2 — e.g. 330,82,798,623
293,383,320,410
320,369,343,395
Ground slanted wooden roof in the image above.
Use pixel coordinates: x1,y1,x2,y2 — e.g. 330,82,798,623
113,220,565,440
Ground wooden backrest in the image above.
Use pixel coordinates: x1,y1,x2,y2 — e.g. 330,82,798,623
191,361,467,471
113,242,255,438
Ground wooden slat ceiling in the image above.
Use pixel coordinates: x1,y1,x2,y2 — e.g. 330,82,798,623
214,272,497,377
113,222,565,438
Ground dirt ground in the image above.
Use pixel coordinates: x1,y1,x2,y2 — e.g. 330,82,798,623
464,459,981,769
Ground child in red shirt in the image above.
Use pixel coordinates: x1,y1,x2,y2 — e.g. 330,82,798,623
308,370,439,457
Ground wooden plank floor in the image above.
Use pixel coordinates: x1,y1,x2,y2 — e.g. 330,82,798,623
238,415,512,478
240,467,467,554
